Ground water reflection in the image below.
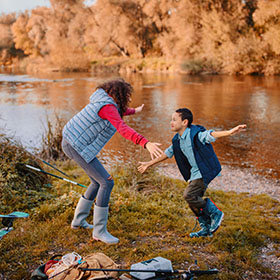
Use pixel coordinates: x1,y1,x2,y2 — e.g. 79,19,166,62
0,72,279,180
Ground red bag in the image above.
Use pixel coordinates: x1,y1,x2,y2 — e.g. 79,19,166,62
44,260,59,274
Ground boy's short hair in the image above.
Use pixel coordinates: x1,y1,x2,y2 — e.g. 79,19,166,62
176,108,193,127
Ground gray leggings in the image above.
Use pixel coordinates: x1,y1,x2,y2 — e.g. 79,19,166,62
62,138,114,207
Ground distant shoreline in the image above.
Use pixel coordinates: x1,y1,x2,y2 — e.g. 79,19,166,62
1,57,217,76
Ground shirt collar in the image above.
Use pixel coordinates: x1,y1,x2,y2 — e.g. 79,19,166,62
179,127,190,139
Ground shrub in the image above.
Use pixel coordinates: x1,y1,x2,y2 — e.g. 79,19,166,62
0,133,53,213
39,113,68,161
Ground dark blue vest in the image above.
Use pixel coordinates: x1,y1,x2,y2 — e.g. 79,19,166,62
172,125,221,185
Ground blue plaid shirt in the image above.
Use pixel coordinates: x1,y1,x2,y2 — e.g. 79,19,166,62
165,127,216,181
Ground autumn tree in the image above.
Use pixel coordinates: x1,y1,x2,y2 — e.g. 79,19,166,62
11,0,93,70
253,0,280,75
45,0,92,69
3,0,280,75
157,0,261,74
0,13,31,66
87,0,174,58
0,13,17,64
0,14,16,48
12,7,52,58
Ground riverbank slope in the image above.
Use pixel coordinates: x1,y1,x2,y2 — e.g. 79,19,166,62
158,164,280,201
0,161,279,280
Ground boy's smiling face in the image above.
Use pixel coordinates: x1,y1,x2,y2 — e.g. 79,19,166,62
170,112,188,135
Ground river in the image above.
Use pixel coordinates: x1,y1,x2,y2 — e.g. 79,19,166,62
0,71,279,181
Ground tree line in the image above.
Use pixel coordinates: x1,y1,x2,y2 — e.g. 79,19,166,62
1,0,280,75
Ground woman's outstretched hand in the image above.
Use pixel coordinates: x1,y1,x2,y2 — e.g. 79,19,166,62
135,104,144,113
145,142,163,159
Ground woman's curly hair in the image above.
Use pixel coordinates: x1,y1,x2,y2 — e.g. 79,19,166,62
97,79,133,117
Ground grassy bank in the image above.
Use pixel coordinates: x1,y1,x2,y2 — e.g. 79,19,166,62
89,57,215,75
0,160,279,280
3,56,214,75
90,57,186,74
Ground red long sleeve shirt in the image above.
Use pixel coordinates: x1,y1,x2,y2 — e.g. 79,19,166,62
98,104,148,148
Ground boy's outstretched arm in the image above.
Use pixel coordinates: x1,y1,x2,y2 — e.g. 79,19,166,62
211,124,247,139
138,153,168,173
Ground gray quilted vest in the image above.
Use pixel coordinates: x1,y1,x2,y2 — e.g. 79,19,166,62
62,88,118,163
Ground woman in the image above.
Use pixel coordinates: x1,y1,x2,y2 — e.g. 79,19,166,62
62,78,162,244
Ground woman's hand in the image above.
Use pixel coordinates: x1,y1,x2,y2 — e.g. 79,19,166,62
145,142,163,159
137,161,150,173
135,104,144,113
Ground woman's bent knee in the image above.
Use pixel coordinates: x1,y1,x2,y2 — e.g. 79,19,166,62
105,178,114,190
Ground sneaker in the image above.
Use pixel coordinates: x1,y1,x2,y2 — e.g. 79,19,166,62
204,198,224,234
190,214,213,238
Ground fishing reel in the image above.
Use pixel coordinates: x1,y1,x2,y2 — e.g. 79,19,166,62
179,262,199,280
2,217,14,229
179,273,195,280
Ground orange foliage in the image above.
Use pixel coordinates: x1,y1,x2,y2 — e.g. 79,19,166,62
0,13,17,65
12,12,38,56
0,14,16,49
1,0,280,75
45,0,91,69
254,0,280,55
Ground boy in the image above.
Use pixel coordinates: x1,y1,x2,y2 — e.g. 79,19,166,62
138,108,246,238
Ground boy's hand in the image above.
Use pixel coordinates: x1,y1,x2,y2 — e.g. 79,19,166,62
138,152,168,173
229,124,247,135
211,124,247,138
138,162,150,173
135,104,144,113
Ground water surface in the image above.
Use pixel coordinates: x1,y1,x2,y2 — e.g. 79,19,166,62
0,72,279,180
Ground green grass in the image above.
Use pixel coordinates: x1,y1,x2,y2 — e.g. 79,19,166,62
0,161,279,280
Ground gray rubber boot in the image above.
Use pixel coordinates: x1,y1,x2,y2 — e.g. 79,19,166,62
71,196,94,229
93,205,119,244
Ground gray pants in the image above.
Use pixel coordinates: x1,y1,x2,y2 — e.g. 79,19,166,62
62,138,114,207
183,178,207,216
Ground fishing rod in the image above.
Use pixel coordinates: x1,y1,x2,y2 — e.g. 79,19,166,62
27,151,71,178
78,268,219,275
78,268,219,280
48,267,219,280
4,135,70,177
25,164,87,188
37,157,70,178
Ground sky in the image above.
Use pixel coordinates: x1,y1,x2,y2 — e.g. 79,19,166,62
0,0,50,14
0,0,96,14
